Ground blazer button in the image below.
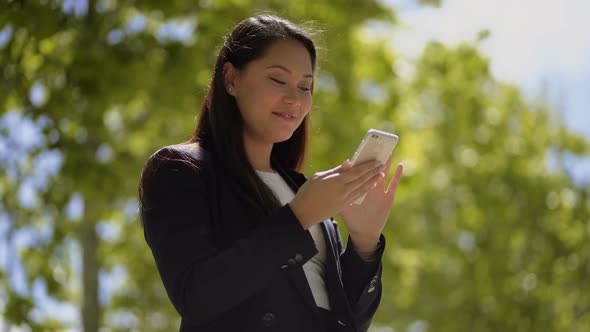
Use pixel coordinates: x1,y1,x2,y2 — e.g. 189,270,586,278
294,253,303,263
261,312,276,327
287,258,296,266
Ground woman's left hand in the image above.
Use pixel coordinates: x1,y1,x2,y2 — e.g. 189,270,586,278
340,155,403,255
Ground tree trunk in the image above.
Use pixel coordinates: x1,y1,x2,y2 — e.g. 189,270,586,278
80,220,100,332
79,0,100,328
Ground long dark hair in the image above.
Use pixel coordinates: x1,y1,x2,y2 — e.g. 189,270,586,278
191,15,317,216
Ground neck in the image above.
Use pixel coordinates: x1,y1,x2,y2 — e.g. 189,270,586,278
243,134,274,172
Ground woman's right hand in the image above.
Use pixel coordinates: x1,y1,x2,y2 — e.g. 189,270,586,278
289,159,385,229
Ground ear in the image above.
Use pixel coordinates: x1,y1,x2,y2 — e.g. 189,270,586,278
223,62,239,96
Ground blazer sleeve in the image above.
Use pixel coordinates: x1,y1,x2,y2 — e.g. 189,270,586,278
140,148,318,326
288,169,386,331
340,230,387,332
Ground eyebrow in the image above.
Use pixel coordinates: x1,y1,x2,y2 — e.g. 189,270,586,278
266,65,313,78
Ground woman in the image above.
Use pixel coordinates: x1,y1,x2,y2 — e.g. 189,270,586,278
139,14,403,332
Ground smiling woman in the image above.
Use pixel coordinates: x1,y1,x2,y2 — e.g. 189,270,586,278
224,38,314,167
138,14,403,332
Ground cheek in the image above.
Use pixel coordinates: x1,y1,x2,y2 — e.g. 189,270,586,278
237,85,273,114
251,85,283,107
301,94,313,114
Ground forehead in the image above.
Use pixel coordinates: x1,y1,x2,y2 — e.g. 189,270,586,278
248,39,313,75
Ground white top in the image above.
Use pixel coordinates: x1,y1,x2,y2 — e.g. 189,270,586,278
256,170,331,310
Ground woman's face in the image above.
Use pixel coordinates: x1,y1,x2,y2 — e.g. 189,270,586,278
225,39,313,145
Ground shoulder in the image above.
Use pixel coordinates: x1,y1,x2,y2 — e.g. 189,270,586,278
140,142,213,191
144,142,209,174
151,142,208,163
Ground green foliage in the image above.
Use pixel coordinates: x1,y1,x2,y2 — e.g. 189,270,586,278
4,290,34,325
1,0,589,331
366,42,590,331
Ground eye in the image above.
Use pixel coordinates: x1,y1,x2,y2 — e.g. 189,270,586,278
269,77,285,85
299,86,312,92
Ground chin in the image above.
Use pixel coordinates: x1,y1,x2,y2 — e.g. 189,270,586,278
272,131,295,143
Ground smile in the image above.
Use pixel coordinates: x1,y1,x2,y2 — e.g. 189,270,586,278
272,112,298,122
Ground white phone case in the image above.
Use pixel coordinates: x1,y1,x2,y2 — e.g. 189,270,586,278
350,129,399,205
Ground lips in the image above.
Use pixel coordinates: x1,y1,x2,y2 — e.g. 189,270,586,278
272,112,298,121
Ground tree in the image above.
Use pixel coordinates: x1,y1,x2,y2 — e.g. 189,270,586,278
369,42,590,331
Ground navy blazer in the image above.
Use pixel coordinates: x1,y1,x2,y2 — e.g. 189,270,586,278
140,143,386,331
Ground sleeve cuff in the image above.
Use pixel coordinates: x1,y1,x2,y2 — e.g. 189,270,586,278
343,234,386,275
260,204,318,267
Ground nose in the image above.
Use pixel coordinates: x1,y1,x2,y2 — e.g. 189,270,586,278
283,87,301,107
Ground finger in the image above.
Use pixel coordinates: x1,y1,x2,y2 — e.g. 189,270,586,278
367,156,392,190
346,172,383,202
341,159,353,171
317,159,351,178
341,160,382,183
375,167,388,189
348,175,379,204
383,154,393,174
386,163,403,196
346,163,384,193
372,155,394,192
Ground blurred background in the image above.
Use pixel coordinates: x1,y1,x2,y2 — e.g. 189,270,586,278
1,0,589,331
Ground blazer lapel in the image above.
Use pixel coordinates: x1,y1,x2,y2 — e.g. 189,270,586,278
321,221,357,330
272,161,320,312
283,265,319,311
272,161,356,329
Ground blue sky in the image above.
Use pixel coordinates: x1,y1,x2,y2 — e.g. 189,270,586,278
386,0,590,184
388,0,590,137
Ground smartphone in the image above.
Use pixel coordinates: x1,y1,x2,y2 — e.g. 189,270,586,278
349,129,399,205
